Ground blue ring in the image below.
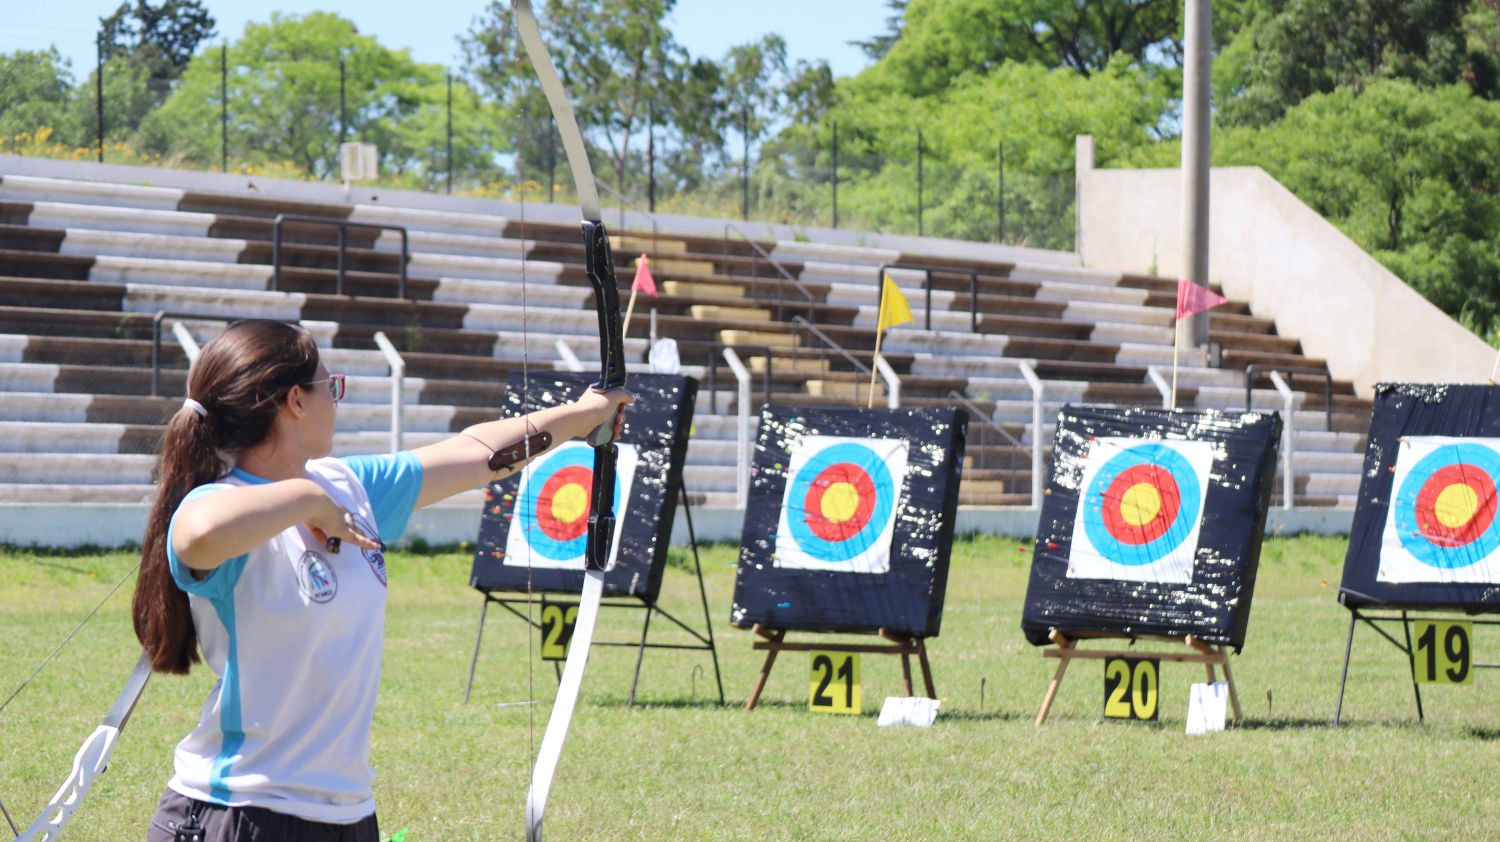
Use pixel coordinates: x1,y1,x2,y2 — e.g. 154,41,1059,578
1393,441,1500,569
785,442,898,563
1081,443,1202,566
515,446,622,562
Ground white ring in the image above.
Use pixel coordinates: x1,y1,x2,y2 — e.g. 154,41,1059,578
181,398,208,418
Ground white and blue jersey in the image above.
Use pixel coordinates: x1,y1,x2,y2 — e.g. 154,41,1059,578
164,453,422,823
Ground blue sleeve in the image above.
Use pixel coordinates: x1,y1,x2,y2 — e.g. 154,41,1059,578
341,451,424,541
167,484,250,601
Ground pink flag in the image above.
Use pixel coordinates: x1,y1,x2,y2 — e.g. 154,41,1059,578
632,254,658,297
1176,278,1226,320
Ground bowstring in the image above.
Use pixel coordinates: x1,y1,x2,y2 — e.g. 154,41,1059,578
0,560,140,833
518,114,536,807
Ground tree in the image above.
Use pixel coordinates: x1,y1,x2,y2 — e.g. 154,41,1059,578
99,0,217,77
0,49,79,143
1216,0,1477,126
463,0,681,194
140,12,503,187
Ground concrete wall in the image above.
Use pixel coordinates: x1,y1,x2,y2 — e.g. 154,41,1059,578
1075,144,1493,396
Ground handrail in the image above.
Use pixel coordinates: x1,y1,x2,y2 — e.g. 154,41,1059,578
723,224,817,320
271,213,409,299
948,390,1030,508
705,342,773,413
1146,365,1172,408
151,310,234,396
1016,360,1045,509
873,354,901,409
595,178,659,258
790,316,871,376
372,331,406,454
1245,364,1332,431
876,262,980,332
170,320,201,365
554,339,586,373
1268,370,1296,510
722,348,753,509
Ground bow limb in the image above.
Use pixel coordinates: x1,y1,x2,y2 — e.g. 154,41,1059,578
17,652,152,842
513,3,626,841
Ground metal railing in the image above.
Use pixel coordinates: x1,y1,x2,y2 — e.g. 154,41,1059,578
876,263,980,332
949,390,1033,508
1267,370,1297,510
150,310,230,396
789,316,900,410
1244,365,1333,431
705,342,773,413
1146,365,1172,408
722,348,753,508
271,214,409,299
722,224,818,320
596,178,660,258
372,331,406,454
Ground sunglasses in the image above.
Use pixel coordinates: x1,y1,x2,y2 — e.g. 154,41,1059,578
305,373,346,402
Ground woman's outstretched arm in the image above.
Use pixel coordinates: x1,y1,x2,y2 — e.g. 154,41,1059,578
410,388,632,510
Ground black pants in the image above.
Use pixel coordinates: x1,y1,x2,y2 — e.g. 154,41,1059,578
147,787,379,842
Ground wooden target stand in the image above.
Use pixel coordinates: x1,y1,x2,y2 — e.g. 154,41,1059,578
743,624,936,711
1034,628,1243,725
464,485,725,708
1333,608,1500,725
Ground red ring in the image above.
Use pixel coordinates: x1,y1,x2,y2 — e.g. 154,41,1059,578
1100,464,1181,546
536,465,594,542
1414,464,1497,548
803,462,877,542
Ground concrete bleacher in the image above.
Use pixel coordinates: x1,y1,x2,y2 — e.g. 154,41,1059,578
0,164,1370,543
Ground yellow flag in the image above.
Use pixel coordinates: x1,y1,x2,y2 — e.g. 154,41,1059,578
877,274,914,332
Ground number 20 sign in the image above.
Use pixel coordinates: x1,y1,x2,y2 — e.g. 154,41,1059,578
1103,656,1159,721
809,651,861,714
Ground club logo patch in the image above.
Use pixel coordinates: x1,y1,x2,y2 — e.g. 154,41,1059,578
352,514,387,587
297,551,339,603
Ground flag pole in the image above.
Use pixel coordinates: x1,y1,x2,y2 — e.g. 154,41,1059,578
1171,315,1180,410
868,281,891,409
621,286,640,340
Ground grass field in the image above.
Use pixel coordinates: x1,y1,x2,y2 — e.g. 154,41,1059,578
2,535,1499,840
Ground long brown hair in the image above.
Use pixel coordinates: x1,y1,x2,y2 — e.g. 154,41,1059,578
133,319,320,673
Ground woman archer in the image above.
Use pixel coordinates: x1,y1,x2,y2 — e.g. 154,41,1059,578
134,319,630,841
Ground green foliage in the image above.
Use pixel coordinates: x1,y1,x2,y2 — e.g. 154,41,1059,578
1216,0,1479,126
138,12,503,187
1132,79,1500,336
0,48,82,143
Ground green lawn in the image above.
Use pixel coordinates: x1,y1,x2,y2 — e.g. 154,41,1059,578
2,536,1498,840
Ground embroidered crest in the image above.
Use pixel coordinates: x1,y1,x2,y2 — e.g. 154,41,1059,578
297,550,339,603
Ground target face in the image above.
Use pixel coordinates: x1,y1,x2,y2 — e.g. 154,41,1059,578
502,441,639,570
1066,438,1214,584
774,436,908,574
1378,437,1500,584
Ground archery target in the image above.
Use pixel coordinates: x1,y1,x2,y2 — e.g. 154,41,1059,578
774,435,908,574
502,441,639,570
1378,437,1500,584
1066,438,1214,584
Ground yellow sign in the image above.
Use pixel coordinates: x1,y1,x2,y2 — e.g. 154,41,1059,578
540,602,579,662
809,651,861,714
1103,656,1159,721
1413,620,1472,684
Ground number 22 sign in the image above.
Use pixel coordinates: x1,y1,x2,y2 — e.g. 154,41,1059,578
809,651,861,714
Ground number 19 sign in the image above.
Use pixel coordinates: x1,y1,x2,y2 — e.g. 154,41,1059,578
1413,620,1473,685
809,651,861,714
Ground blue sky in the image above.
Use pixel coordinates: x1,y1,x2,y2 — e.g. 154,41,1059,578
5,0,891,80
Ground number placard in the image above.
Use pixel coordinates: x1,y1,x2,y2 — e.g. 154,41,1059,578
539,601,579,662
808,651,861,714
1413,620,1472,685
1103,656,1159,721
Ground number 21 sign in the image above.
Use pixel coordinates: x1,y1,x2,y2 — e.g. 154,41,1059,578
809,651,861,714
